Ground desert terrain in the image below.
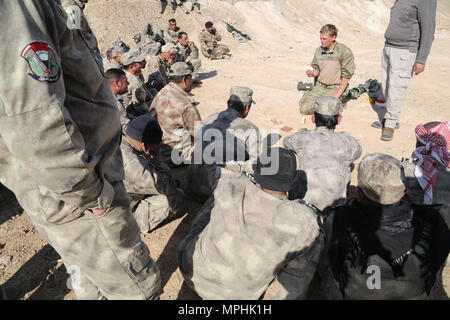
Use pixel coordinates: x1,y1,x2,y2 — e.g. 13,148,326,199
0,0,449,300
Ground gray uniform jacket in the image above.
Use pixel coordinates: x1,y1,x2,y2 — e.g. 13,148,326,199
283,127,362,211
0,0,125,223
177,170,321,300
384,0,437,64
175,42,200,61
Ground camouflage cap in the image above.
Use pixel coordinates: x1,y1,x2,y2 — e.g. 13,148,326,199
161,43,177,54
229,86,256,105
110,40,129,57
357,153,406,205
168,62,193,77
120,48,147,66
314,96,342,116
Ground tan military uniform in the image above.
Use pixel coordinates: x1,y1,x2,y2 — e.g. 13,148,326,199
283,126,362,211
114,94,130,132
175,42,201,76
147,55,170,91
150,82,202,166
165,26,183,44
139,23,163,57
61,0,103,71
123,71,153,119
177,170,321,299
299,42,356,115
121,138,186,233
199,29,230,59
0,1,160,300
189,108,262,201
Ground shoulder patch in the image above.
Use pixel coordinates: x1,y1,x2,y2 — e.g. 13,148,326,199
21,42,60,83
154,62,159,68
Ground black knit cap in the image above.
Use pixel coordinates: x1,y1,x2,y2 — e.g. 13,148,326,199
126,114,163,144
252,147,298,192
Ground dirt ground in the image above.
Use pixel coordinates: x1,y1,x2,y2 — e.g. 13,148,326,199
0,0,449,300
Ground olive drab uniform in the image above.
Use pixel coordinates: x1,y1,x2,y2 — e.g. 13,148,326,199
299,42,356,115
0,1,160,300
177,170,322,299
123,71,154,119
199,29,230,59
121,138,186,233
283,127,362,211
147,55,170,91
150,82,202,166
61,0,103,71
189,108,262,202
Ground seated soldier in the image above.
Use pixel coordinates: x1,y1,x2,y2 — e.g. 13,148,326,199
103,39,129,72
122,48,155,120
137,23,165,57
175,32,201,81
189,86,262,202
318,153,450,300
121,114,187,233
147,43,177,92
165,18,184,44
106,68,130,130
283,96,362,211
199,21,231,60
150,62,202,190
177,148,323,300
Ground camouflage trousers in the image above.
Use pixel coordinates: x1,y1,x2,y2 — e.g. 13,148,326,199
189,58,201,78
298,82,347,115
204,45,230,59
27,182,161,300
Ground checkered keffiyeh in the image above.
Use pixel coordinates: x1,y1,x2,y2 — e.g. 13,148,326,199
413,121,450,204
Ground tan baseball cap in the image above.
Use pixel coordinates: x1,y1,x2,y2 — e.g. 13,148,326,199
229,86,256,105
357,153,406,205
120,48,146,65
314,96,342,115
168,62,193,77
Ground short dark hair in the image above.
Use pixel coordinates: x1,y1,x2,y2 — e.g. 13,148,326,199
320,24,338,37
205,21,213,28
314,112,339,130
106,68,126,84
169,74,191,83
169,18,176,23
227,99,247,114
178,31,187,39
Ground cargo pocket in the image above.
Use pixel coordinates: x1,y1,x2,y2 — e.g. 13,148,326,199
126,241,161,299
398,54,414,79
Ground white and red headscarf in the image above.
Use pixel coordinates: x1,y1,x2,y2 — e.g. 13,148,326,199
413,121,450,204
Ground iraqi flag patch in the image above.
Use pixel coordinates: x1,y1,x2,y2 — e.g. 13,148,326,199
21,42,60,82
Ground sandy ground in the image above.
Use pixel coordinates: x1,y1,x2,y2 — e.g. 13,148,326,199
0,0,449,300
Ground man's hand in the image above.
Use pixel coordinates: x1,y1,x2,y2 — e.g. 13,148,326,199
92,208,108,216
306,69,318,78
188,41,194,49
414,62,425,76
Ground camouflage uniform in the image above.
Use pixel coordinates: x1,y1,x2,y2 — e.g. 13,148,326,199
139,23,163,57
0,1,160,300
61,0,104,71
189,108,262,201
123,71,153,119
177,170,321,299
114,94,130,132
175,42,201,77
283,126,362,211
199,29,230,59
121,138,186,233
150,82,202,166
299,42,356,115
147,55,170,91
165,26,183,44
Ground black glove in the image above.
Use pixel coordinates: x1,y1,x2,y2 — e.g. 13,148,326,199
210,28,216,35
207,49,212,55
